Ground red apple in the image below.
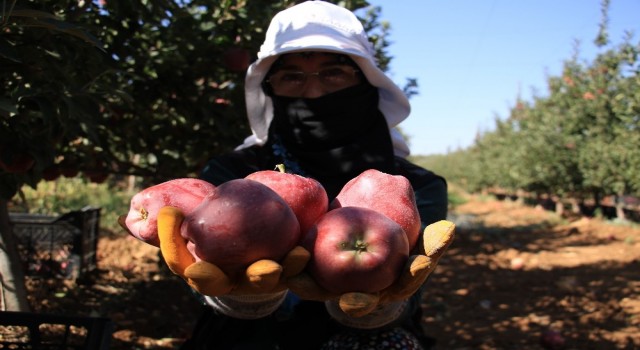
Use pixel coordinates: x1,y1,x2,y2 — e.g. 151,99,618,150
41,165,61,181
222,47,251,73
540,329,565,349
246,167,328,236
87,172,109,184
124,178,216,246
60,166,79,178
0,150,35,173
331,169,421,250
181,178,300,275
302,206,409,294
84,160,110,183
84,169,110,184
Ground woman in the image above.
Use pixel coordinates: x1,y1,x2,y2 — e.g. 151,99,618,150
180,2,449,349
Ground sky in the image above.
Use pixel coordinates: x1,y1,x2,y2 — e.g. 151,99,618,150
364,0,640,155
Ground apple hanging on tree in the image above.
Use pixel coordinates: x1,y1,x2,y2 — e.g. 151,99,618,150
41,165,61,181
222,47,251,73
0,147,35,174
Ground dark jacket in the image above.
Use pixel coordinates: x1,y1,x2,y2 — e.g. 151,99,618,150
181,145,448,350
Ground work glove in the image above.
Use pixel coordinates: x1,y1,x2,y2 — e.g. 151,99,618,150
154,206,311,296
287,220,456,318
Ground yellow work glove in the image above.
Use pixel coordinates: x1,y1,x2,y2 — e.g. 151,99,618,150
155,206,310,296
287,220,456,318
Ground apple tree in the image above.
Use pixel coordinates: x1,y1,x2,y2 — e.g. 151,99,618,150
0,0,402,311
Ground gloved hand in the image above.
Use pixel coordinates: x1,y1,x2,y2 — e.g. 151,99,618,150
155,206,311,296
287,220,456,318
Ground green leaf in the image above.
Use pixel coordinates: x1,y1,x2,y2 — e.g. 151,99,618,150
0,37,21,63
40,18,105,49
0,173,19,200
111,89,135,105
18,96,56,122
7,8,59,20
0,97,18,116
21,18,105,52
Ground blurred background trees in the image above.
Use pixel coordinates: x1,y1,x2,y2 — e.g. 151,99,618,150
414,1,639,218
0,0,390,311
1,0,392,199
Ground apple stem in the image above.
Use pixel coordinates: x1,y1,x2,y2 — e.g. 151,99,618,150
354,239,368,252
275,164,286,173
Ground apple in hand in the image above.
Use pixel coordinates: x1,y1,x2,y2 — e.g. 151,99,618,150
181,178,300,275
302,206,409,294
331,169,421,250
246,166,329,236
124,178,216,246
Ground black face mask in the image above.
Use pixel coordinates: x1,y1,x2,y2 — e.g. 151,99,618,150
269,83,396,198
271,83,378,151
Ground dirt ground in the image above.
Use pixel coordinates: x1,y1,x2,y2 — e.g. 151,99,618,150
11,195,640,349
424,198,639,350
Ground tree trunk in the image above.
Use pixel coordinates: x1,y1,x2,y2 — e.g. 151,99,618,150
570,197,581,214
0,199,30,311
615,195,627,221
594,190,602,217
555,197,565,216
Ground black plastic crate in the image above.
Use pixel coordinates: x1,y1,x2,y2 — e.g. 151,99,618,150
9,206,101,279
0,311,112,349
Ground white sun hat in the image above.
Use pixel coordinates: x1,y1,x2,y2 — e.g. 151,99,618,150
239,0,412,157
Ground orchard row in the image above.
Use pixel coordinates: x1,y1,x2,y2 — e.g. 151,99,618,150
0,0,380,201
417,33,639,219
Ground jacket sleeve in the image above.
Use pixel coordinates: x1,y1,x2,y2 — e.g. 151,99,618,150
199,146,274,185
